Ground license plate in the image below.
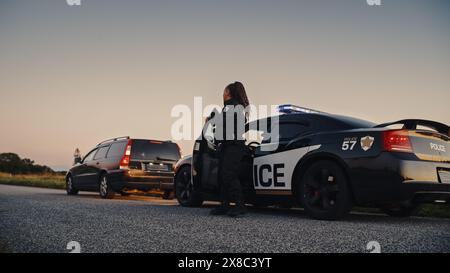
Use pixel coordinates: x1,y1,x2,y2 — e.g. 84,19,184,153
438,169,450,184
143,163,169,172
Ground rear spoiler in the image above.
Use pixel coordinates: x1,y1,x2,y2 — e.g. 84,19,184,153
375,119,449,137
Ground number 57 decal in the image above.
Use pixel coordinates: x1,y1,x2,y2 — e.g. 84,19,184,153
342,137,358,151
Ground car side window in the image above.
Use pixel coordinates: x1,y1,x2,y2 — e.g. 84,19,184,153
278,122,309,141
82,149,97,163
94,146,109,160
107,142,127,158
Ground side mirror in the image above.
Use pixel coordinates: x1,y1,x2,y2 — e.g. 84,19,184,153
205,110,217,123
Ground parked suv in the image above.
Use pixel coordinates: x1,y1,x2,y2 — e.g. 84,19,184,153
66,137,181,199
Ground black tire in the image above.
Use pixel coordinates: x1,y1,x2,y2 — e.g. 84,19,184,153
175,165,203,207
298,160,353,220
99,174,115,199
250,199,269,208
277,203,293,209
162,190,173,200
66,175,79,195
380,202,419,217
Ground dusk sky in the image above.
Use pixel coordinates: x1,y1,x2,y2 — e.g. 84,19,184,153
0,0,449,170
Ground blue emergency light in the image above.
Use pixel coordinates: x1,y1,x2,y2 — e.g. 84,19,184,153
277,104,323,114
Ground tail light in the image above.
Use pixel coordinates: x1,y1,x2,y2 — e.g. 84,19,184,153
120,139,133,169
383,130,413,153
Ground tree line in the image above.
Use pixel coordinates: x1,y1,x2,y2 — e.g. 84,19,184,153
0,153,54,174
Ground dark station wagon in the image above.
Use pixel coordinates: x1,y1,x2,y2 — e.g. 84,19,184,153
66,137,181,199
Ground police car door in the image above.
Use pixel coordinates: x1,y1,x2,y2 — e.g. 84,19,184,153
253,119,313,194
199,121,220,193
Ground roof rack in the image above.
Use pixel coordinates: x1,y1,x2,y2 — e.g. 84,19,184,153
97,136,130,146
278,104,325,114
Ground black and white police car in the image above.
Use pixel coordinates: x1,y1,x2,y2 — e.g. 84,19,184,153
174,104,450,220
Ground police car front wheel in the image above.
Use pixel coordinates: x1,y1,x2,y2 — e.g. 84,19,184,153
298,160,352,220
175,165,203,207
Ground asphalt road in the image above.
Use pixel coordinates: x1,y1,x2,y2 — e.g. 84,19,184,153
0,184,449,253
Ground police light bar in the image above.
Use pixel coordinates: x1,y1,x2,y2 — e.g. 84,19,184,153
277,104,323,114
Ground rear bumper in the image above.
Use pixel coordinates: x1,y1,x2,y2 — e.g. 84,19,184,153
346,152,450,205
107,170,174,192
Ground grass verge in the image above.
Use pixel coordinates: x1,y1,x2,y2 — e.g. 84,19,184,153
417,204,450,218
354,204,450,219
0,172,65,190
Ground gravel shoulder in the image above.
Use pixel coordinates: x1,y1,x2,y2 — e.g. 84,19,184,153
0,184,449,253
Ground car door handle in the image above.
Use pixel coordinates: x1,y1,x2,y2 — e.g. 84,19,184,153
96,162,100,165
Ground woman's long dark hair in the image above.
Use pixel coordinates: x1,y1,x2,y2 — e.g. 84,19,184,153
226,81,250,108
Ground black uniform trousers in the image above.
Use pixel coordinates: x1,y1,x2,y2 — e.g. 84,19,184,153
218,141,247,205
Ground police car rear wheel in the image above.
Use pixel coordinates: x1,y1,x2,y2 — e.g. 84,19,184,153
299,160,352,220
175,165,203,207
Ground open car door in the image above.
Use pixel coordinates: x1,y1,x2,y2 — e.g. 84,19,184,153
197,121,221,195
196,120,254,200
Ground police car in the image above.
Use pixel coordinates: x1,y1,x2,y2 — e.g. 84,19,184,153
174,104,450,220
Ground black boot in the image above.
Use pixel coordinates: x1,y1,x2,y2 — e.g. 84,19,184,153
210,202,229,216
227,202,247,218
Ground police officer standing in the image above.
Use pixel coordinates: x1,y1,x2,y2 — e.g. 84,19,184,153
210,82,250,217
